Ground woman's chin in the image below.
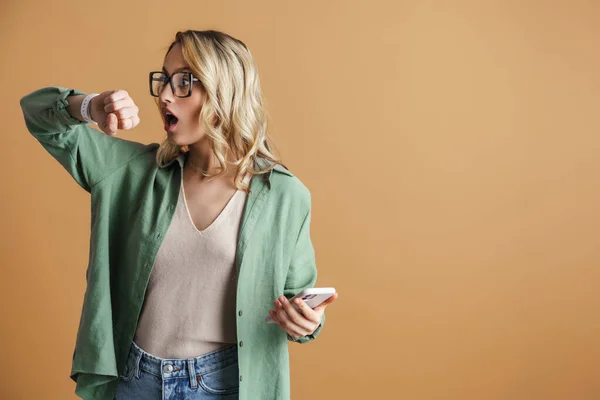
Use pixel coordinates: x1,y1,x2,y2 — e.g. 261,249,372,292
167,128,181,140
167,133,183,145
167,133,192,148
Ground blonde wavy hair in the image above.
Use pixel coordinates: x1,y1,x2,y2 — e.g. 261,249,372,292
154,30,286,192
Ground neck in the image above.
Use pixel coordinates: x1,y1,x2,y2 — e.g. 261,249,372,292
184,142,237,181
186,139,217,171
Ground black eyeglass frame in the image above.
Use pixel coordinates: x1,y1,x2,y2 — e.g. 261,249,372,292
148,71,200,98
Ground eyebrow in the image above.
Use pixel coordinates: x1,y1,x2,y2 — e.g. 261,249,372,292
162,66,191,75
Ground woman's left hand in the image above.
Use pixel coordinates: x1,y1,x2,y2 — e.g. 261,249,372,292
269,292,338,339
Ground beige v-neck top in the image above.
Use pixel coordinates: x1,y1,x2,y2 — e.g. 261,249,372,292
133,171,251,359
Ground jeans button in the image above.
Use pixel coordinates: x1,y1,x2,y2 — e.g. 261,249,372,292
164,364,173,373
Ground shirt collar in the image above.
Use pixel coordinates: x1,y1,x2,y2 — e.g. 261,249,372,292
159,151,293,181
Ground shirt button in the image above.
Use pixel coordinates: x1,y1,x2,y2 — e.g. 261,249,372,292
240,375,243,382
164,364,173,373
238,310,243,316
239,341,244,347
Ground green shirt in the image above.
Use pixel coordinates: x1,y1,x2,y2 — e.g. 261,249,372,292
20,86,325,400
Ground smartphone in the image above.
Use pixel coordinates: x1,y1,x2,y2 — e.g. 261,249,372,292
265,287,336,323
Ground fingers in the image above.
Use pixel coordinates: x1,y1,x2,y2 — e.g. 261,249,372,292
117,115,140,130
292,298,320,324
269,309,304,339
103,89,130,105
100,89,140,136
104,99,137,115
313,292,338,312
106,105,138,120
103,113,139,136
275,297,315,333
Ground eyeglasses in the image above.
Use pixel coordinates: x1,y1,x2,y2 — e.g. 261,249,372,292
148,71,200,98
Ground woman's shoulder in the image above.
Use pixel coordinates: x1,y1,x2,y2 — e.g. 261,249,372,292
264,162,311,210
124,142,163,168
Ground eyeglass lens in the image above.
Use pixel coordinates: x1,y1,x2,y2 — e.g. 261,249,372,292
150,72,192,97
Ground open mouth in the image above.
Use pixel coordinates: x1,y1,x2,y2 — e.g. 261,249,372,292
164,111,179,131
166,114,179,127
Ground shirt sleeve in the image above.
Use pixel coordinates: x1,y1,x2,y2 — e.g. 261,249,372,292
19,86,149,192
284,205,326,344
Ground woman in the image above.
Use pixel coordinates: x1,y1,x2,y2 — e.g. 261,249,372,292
19,30,337,400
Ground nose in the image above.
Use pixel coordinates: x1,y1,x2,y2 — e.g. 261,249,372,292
158,81,175,103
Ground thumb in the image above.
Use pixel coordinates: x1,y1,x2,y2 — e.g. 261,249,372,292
313,292,338,312
104,113,118,136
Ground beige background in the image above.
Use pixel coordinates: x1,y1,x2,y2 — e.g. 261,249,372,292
2,0,600,398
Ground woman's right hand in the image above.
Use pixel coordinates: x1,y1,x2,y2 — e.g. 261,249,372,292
89,89,140,136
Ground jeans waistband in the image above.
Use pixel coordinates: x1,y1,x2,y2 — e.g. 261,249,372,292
127,340,238,379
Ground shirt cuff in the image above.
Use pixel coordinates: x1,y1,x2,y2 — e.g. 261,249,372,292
54,87,89,127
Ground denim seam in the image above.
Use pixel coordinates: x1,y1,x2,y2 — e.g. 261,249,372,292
198,377,240,396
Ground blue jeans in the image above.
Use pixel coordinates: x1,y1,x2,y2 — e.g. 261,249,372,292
115,340,240,399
